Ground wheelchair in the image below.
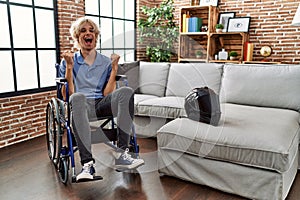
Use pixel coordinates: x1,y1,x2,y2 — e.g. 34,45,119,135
46,64,140,184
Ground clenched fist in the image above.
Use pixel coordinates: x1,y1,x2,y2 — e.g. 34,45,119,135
111,54,120,72
62,50,74,69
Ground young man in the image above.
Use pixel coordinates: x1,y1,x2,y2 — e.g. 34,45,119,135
59,17,144,181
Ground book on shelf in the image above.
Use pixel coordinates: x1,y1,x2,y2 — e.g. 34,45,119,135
187,17,202,32
182,13,187,32
183,11,190,33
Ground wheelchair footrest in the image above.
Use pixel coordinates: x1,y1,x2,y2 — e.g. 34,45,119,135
115,168,139,173
75,176,103,183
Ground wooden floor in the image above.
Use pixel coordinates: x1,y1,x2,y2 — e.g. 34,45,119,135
1,136,300,200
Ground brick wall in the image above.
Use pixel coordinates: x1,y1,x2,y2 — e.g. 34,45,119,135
0,91,56,147
218,0,299,63
1,0,299,148
137,0,300,63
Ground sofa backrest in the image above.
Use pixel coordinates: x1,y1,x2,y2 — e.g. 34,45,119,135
139,61,170,97
165,63,223,97
118,61,140,93
220,64,300,112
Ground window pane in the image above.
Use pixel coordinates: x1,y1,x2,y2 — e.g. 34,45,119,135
85,0,99,15
0,51,14,93
10,5,35,48
9,0,32,5
100,0,111,17
113,0,123,19
125,21,134,49
100,49,113,58
114,49,125,63
125,0,135,20
100,18,112,48
34,0,53,8
114,19,124,48
38,50,56,87
101,49,124,64
125,50,135,62
14,51,38,90
35,9,55,48
0,5,11,48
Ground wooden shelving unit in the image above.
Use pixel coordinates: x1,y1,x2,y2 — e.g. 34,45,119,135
178,6,218,63
209,32,249,62
178,6,249,63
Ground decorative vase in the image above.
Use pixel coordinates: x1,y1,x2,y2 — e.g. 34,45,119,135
218,49,228,60
216,28,222,33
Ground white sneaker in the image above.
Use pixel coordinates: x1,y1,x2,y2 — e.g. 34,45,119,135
115,148,144,169
76,161,95,181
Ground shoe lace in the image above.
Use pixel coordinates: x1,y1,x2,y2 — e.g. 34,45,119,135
122,148,134,162
82,162,94,172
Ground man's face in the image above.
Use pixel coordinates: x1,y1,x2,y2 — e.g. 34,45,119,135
78,22,96,50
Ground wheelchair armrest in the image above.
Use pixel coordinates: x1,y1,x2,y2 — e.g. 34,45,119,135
116,74,127,81
56,77,68,83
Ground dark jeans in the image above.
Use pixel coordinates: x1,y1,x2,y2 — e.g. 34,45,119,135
70,87,134,165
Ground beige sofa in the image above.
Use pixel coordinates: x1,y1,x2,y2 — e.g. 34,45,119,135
133,61,223,137
120,61,300,200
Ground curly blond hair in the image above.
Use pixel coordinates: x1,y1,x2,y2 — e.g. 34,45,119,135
70,17,100,48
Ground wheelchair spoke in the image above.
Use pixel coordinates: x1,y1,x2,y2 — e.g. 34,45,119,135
46,100,62,167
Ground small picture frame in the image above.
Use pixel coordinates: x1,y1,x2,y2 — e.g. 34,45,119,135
227,17,251,32
218,12,235,32
199,0,219,6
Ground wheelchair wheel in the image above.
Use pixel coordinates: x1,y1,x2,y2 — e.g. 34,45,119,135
58,157,69,184
46,99,62,166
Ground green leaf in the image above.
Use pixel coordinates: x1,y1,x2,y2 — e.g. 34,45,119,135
137,0,178,62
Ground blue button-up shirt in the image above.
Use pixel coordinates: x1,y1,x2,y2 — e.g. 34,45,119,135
59,51,112,99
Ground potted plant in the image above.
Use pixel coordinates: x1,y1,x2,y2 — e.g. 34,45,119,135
229,51,238,60
215,24,224,33
195,50,203,58
137,0,179,62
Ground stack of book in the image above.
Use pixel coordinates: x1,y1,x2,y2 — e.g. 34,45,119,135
182,12,202,32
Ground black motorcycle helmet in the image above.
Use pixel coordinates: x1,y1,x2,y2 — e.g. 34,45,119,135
184,87,221,126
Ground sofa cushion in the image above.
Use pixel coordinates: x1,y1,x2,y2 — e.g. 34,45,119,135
220,64,300,112
134,94,158,114
166,63,223,97
157,103,300,172
136,96,186,118
134,94,158,104
139,61,170,97
118,61,140,93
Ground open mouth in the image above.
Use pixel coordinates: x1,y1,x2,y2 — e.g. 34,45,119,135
84,38,93,45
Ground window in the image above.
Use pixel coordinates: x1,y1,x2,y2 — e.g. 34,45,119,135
0,0,58,97
85,0,136,63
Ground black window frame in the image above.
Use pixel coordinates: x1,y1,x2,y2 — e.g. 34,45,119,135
0,0,59,98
